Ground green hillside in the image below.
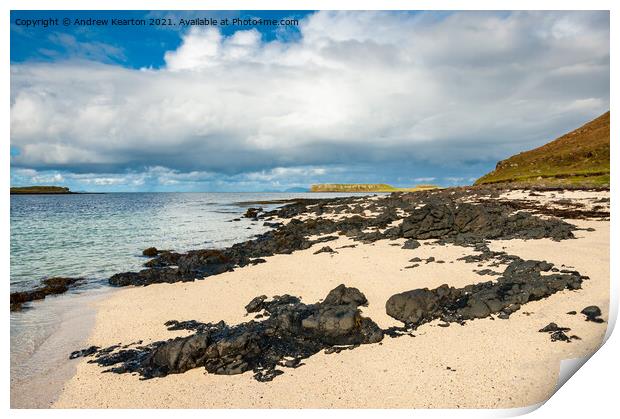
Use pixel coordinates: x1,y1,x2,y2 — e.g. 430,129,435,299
475,111,610,187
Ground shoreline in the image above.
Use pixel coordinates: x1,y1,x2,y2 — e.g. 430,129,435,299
10,191,370,407
10,286,116,408
48,188,608,408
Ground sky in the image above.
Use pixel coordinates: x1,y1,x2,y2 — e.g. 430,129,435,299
10,10,610,192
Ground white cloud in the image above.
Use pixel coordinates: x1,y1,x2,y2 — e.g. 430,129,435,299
165,27,263,70
10,165,336,191
10,11,609,181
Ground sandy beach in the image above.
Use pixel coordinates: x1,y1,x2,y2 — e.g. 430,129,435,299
52,189,609,409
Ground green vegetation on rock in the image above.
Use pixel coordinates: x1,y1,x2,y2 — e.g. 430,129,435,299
10,186,72,194
475,111,610,188
310,184,438,193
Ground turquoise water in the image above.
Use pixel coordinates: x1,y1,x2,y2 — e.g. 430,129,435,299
10,192,363,292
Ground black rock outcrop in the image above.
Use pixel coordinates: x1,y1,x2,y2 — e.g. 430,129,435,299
401,202,574,242
244,207,262,218
71,285,383,382
142,247,159,257
314,246,336,255
402,239,421,249
10,277,84,311
386,258,584,327
581,305,604,323
538,323,578,342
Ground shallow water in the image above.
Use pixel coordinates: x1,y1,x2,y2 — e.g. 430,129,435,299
10,287,114,408
9,191,370,407
12,193,311,291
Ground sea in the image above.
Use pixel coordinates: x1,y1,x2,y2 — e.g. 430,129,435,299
9,192,369,407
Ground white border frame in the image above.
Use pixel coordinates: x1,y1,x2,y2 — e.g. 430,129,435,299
2,1,616,418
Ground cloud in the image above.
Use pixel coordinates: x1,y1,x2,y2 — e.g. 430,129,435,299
164,27,263,70
12,167,65,184
10,11,610,189
9,165,338,192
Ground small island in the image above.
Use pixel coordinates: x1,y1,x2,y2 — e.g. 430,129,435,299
10,186,74,195
310,183,438,193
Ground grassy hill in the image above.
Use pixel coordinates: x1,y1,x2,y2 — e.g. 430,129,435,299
10,186,73,194
310,183,438,193
475,111,610,188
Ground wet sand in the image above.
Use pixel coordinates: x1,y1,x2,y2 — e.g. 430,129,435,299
11,287,115,408
53,207,609,408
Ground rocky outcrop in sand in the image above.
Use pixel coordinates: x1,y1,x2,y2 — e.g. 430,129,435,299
386,258,585,327
108,188,581,288
71,285,383,381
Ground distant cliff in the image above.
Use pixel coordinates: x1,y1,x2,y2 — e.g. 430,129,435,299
310,184,438,193
10,186,73,195
475,111,610,188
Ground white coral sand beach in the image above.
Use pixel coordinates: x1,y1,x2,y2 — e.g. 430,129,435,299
52,190,609,409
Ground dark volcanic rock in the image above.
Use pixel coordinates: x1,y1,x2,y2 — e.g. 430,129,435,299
70,345,100,359
322,283,368,306
244,207,262,218
142,247,159,257
475,269,502,276
313,246,336,255
72,285,383,381
109,268,191,287
112,250,237,286
538,323,574,342
177,250,235,276
401,203,455,239
10,277,84,311
539,322,570,333
402,239,421,250
386,258,584,327
245,295,268,313
386,288,442,326
143,251,180,268
164,320,211,333
263,221,283,228
401,202,574,242
550,331,572,342
581,305,604,323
